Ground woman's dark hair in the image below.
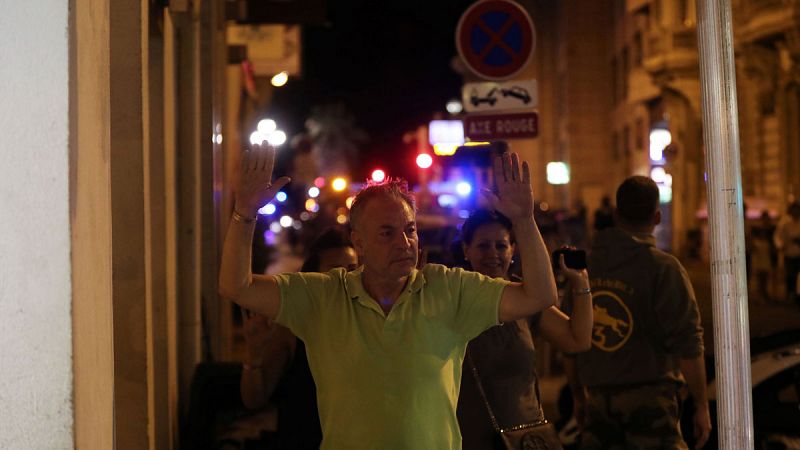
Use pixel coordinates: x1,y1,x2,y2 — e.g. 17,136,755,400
460,209,514,245
300,227,354,272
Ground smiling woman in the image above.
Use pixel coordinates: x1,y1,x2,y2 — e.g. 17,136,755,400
457,208,591,450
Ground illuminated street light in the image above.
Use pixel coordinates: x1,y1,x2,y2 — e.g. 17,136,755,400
308,187,320,198
268,130,287,146
345,196,355,209
257,119,277,134
416,153,433,169
332,177,348,192
650,167,667,184
275,191,287,202
336,214,348,224
271,71,289,87
305,199,319,213
446,99,463,114
649,128,671,161
269,222,282,233
249,131,267,146
279,215,293,228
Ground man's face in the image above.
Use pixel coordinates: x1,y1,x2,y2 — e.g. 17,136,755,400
352,195,418,280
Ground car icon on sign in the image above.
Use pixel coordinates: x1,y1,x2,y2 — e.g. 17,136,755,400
501,86,531,104
470,88,498,107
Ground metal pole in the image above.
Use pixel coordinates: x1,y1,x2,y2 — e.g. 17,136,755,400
695,1,754,449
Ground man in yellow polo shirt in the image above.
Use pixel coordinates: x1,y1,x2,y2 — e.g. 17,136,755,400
219,145,558,449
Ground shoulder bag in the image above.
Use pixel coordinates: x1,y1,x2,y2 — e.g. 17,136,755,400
467,353,563,450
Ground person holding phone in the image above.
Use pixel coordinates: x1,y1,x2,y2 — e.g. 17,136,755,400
456,209,593,450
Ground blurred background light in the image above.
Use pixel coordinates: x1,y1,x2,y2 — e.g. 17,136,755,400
456,181,472,197
257,119,277,134
649,128,671,162
270,71,288,87
332,177,348,192
305,199,319,213
416,153,433,169
258,203,276,215
371,169,386,183
546,162,570,185
445,99,463,114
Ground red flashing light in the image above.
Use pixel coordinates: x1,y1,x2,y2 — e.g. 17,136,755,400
416,153,433,169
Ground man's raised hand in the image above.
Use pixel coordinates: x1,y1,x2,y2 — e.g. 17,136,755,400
235,142,291,216
483,152,534,221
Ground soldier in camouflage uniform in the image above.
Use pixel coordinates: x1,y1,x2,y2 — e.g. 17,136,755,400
565,177,712,449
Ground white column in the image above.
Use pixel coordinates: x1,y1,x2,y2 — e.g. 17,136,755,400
0,2,73,449
696,0,754,448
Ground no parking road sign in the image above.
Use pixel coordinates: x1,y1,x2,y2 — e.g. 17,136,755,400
456,0,536,81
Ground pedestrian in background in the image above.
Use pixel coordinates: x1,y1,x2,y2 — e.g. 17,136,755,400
751,210,777,301
592,196,614,232
240,227,358,450
775,201,800,305
566,176,710,450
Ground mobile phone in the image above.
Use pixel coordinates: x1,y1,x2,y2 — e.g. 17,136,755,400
551,248,587,270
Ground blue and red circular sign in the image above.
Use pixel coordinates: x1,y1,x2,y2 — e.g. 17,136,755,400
456,0,536,81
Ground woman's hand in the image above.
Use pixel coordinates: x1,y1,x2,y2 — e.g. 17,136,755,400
484,152,534,221
235,143,291,217
559,252,590,292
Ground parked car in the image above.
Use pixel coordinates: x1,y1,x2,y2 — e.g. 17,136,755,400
556,331,800,449
683,335,800,449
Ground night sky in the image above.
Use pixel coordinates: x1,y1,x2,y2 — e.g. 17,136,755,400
269,0,476,181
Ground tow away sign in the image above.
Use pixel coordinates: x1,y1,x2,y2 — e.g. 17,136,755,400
462,79,537,112
464,112,538,140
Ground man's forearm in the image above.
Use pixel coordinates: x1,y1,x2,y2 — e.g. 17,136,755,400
513,216,558,310
219,216,257,301
680,355,709,408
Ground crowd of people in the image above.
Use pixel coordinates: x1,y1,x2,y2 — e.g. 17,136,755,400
217,144,714,449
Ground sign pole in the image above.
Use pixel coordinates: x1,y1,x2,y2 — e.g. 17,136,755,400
695,0,754,448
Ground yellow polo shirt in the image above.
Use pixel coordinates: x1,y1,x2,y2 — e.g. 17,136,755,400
274,263,508,450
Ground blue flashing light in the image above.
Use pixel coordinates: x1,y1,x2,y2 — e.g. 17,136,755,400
456,182,472,197
276,191,287,202
437,194,459,208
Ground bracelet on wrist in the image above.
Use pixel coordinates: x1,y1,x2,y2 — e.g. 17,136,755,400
232,209,257,224
572,287,592,296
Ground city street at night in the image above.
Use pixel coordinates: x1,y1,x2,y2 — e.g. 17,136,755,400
3,0,800,449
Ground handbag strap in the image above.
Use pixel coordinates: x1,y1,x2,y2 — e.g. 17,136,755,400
466,351,546,433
